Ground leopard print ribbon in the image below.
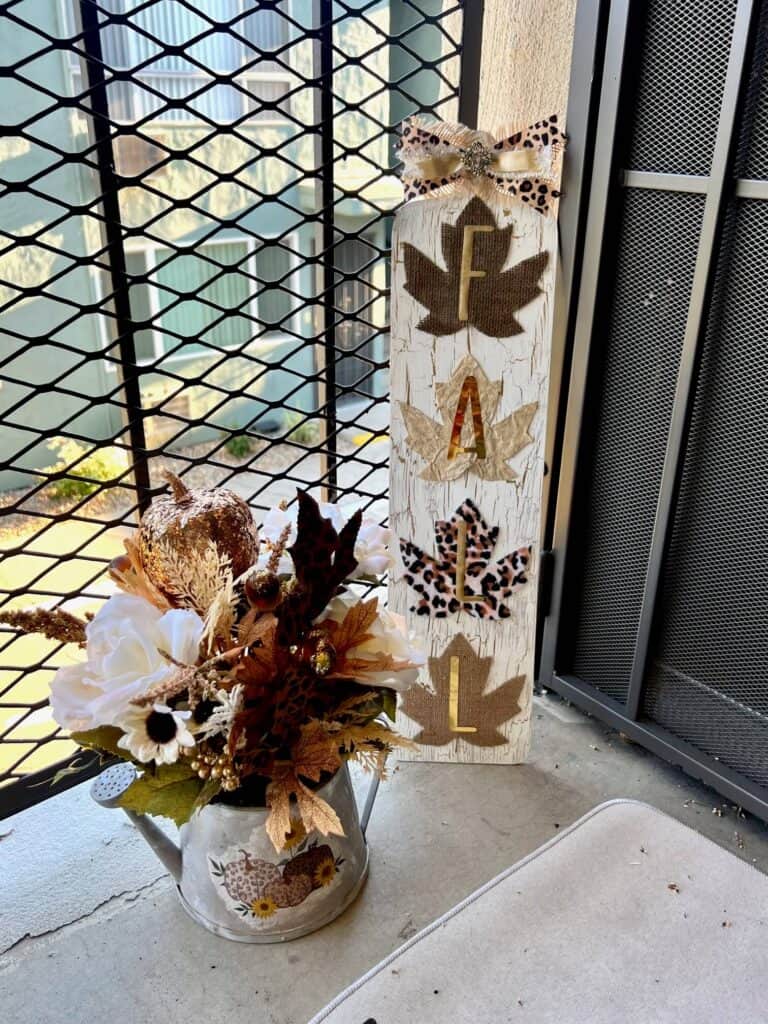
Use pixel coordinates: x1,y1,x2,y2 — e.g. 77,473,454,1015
396,115,565,215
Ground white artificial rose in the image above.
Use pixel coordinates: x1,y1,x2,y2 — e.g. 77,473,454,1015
50,593,204,731
318,593,424,692
257,502,392,579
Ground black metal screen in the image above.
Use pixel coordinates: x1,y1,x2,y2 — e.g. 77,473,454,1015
542,0,768,819
0,0,473,816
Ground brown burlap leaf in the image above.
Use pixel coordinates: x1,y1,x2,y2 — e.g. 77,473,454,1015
401,633,525,746
403,196,548,337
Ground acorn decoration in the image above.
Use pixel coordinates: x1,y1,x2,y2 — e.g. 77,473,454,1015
244,569,282,612
138,471,259,599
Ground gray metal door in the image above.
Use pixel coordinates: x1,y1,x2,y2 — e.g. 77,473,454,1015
541,0,768,820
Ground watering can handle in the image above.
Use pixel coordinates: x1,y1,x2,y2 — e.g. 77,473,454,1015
359,772,381,838
358,713,391,838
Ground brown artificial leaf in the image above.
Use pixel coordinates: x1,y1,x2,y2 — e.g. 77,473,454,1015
275,491,362,647
269,658,328,745
325,721,417,777
331,652,421,685
264,764,345,852
110,537,172,610
292,720,342,782
331,689,382,718
233,615,278,685
403,196,548,337
320,596,379,655
294,779,344,839
237,607,273,646
400,633,526,747
318,598,421,683
265,767,296,851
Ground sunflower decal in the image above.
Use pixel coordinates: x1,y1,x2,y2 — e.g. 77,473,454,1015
251,896,277,919
314,855,337,888
210,837,343,923
282,819,308,851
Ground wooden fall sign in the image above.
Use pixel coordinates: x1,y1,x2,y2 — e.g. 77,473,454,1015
390,116,564,764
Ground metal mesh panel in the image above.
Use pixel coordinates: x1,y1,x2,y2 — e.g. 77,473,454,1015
744,81,768,178
643,199,768,786
570,188,704,700
742,2,768,178
0,0,464,808
627,0,737,176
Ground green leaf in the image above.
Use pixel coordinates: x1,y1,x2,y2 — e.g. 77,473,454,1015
143,761,198,786
118,762,204,826
381,688,397,723
193,776,222,812
71,726,126,759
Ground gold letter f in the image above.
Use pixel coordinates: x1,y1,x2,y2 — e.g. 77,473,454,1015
458,224,493,321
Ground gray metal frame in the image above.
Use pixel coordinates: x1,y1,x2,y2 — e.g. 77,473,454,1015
540,0,768,821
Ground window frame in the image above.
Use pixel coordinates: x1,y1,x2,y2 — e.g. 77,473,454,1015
123,232,303,366
60,0,297,127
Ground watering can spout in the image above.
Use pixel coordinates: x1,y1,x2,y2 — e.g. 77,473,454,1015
91,763,182,882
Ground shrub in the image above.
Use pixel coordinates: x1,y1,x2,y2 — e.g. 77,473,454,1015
225,433,255,459
284,412,320,446
41,438,128,500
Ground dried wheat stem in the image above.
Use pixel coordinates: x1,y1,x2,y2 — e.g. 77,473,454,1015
0,607,88,646
267,523,292,574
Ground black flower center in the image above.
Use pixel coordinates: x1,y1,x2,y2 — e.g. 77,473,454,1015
193,699,216,725
145,710,178,744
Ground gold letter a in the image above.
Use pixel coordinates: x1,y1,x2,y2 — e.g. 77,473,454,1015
447,375,486,461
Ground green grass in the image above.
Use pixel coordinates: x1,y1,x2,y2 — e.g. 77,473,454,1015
224,433,256,459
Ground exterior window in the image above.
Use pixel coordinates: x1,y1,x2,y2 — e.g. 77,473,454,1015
68,0,293,124
126,238,300,362
156,242,251,356
255,243,296,328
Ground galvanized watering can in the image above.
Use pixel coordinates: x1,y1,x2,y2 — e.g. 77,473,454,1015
91,761,378,942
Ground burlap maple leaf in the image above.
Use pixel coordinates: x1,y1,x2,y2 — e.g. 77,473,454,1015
401,633,525,746
403,196,548,336
399,354,537,482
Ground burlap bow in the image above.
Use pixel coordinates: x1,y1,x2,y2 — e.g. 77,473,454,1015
397,115,565,215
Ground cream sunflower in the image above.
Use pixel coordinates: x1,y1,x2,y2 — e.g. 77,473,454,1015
117,703,195,764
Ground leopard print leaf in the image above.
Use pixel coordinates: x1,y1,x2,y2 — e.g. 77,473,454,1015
399,498,530,620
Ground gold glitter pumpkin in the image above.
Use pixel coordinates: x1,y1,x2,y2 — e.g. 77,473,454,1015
138,472,259,597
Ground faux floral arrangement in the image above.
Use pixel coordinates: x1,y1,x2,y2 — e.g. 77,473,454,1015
1,474,421,851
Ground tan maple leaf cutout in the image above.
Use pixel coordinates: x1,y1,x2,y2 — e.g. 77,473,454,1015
401,633,526,747
403,195,548,337
399,354,537,482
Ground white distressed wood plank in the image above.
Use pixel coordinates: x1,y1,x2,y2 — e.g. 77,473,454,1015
390,192,557,764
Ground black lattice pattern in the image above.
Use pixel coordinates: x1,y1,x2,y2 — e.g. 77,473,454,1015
0,0,465,809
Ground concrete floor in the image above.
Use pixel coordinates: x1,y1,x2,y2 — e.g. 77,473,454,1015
3,692,767,1024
